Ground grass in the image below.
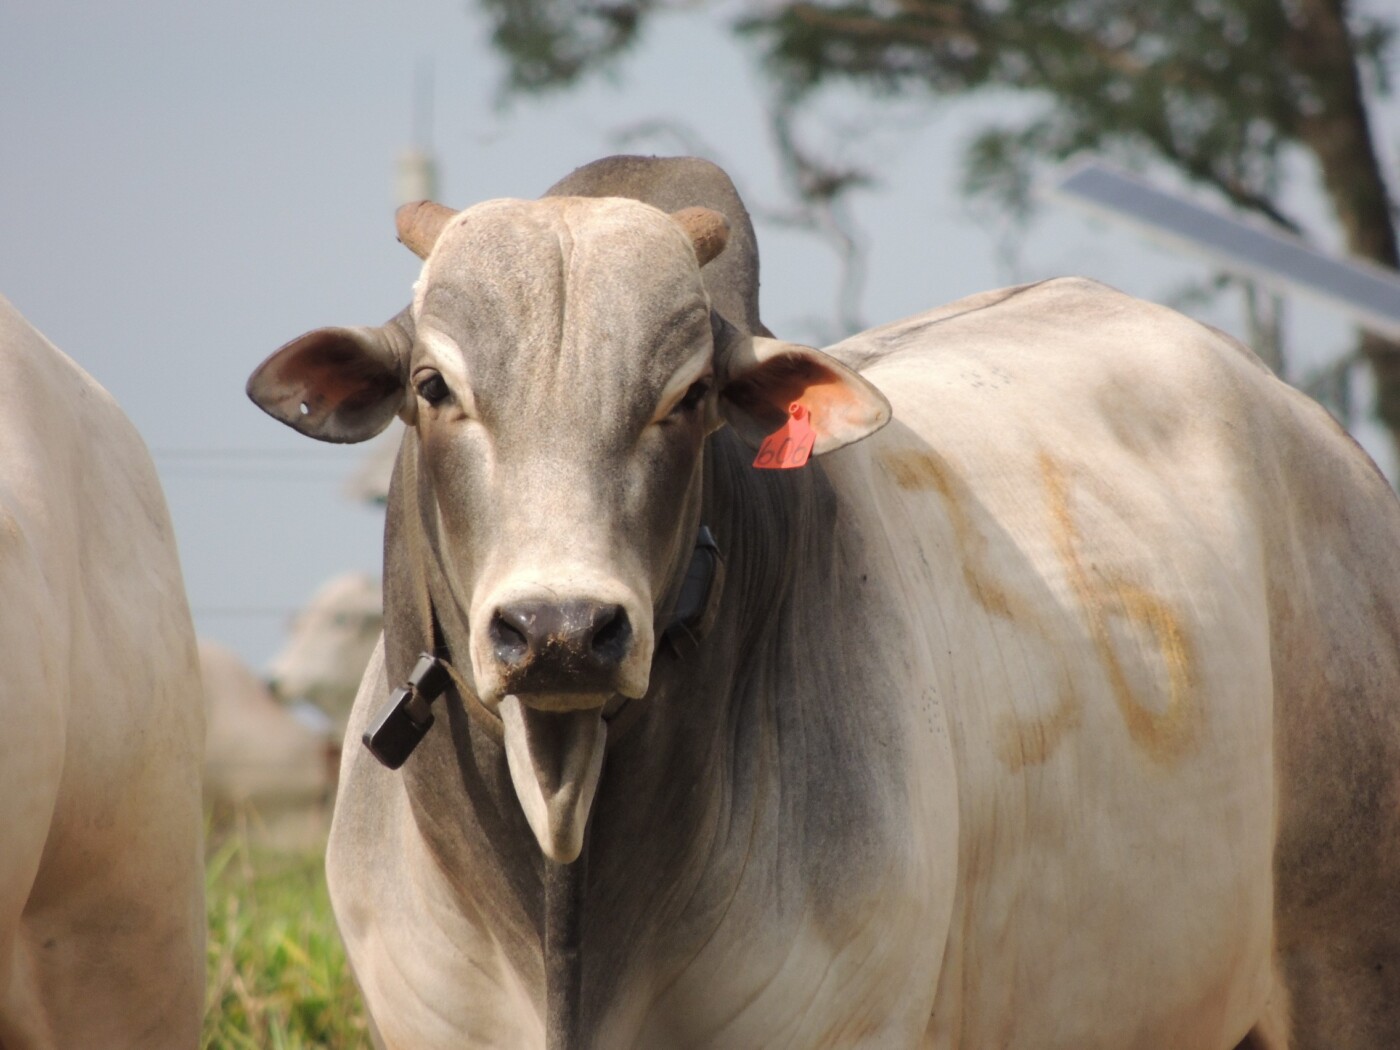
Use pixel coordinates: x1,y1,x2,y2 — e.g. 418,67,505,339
201,827,371,1049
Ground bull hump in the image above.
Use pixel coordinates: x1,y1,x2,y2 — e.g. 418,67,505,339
542,154,765,336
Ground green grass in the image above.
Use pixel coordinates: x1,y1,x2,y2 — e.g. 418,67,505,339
201,831,370,1049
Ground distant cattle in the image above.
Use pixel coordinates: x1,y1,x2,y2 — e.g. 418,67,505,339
248,156,1400,1049
0,295,205,1047
200,639,335,849
267,571,382,733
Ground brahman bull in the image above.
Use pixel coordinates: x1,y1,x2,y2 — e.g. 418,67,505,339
247,156,1400,1049
0,295,205,1047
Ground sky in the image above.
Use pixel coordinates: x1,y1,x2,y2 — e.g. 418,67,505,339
3,1,1396,670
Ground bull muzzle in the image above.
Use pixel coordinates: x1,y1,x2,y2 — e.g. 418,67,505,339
485,599,644,707
476,595,645,862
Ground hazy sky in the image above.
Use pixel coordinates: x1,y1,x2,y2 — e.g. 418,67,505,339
3,1,1395,669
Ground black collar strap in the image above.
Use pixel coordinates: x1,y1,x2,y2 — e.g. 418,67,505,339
661,525,724,656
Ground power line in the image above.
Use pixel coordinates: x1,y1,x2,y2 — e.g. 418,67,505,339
159,469,352,482
194,607,299,619
151,448,355,460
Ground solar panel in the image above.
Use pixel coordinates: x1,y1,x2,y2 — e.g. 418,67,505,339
1050,161,1400,341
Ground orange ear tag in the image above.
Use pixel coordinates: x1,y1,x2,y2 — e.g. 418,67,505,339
752,402,816,469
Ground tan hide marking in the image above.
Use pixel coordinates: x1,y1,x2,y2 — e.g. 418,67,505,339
0,511,20,547
881,448,1022,622
995,680,1083,773
1040,452,1201,764
881,446,1082,772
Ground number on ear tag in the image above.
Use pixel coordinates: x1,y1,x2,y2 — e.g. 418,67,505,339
752,402,815,469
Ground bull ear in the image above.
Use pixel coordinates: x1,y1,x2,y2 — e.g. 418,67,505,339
717,324,891,455
247,316,411,443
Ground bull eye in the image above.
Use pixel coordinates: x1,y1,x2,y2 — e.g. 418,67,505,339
672,378,712,416
417,371,450,407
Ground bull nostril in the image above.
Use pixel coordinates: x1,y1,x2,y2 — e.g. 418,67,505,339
490,610,531,666
589,605,631,666
489,600,633,686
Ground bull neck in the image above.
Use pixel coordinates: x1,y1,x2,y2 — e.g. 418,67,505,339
379,422,847,1044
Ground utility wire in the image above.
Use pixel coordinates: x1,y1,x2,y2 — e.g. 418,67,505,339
194,607,299,619
151,448,354,460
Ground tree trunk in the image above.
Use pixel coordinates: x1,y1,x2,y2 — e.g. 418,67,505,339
1287,0,1400,455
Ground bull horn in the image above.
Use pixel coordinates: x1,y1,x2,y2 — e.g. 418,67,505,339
395,200,459,260
671,207,730,268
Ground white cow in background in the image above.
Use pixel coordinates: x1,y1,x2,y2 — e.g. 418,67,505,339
267,571,383,733
200,639,336,849
202,572,381,847
0,295,205,1047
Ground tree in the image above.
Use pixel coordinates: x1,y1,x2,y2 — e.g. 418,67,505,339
479,0,1399,444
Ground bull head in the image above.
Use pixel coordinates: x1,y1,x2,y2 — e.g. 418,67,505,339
247,195,889,861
